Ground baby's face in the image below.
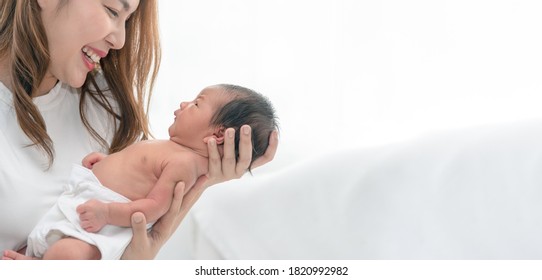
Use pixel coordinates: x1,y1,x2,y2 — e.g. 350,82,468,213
168,86,228,149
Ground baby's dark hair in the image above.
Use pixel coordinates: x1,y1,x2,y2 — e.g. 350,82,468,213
210,84,279,172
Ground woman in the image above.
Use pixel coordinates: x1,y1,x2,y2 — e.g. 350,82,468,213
0,0,277,259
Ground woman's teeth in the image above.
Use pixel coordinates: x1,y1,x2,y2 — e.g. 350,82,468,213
82,47,101,64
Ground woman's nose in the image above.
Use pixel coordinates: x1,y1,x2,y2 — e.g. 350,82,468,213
104,23,126,50
180,102,188,110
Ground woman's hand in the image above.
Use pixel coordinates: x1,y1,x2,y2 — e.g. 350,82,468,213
121,180,202,259
120,125,278,259
205,125,279,187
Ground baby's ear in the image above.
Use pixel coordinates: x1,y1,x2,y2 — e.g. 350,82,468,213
203,126,226,145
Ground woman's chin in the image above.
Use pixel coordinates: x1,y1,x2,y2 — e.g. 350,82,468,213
67,74,88,89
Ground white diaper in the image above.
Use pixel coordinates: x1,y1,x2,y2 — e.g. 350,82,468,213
26,164,140,260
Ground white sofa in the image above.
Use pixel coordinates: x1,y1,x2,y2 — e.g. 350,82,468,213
157,120,542,259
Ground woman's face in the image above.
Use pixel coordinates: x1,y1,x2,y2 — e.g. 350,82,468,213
38,0,139,89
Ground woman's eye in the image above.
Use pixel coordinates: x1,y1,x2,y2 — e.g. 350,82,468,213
105,6,119,17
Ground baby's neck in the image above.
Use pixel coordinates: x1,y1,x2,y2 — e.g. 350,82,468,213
169,138,209,158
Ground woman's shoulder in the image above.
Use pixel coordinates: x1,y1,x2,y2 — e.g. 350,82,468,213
0,81,13,108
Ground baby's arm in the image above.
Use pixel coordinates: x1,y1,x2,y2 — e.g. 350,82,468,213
77,159,196,232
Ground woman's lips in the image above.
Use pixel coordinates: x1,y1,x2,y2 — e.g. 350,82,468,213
81,51,95,71
81,46,107,72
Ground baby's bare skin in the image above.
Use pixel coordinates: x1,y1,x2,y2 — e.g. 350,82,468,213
75,87,230,233
77,139,209,232
91,140,207,201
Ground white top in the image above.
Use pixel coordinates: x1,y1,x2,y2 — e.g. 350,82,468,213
0,80,116,252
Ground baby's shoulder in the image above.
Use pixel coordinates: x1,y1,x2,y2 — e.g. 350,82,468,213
167,148,201,164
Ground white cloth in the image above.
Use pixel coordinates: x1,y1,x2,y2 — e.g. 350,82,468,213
26,165,133,260
172,120,542,259
0,80,116,252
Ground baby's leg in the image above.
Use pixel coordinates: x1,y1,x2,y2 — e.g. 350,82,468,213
2,250,34,260
43,237,101,260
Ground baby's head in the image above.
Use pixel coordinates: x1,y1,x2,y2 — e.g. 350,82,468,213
210,84,279,171
169,84,278,171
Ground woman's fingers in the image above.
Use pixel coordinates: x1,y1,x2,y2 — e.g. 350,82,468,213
121,212,150,260
235,125,253,175
222,128,237,178
252,129,279,169
130,212,147,243
206,124,278,183
207,138,222,181
207,125,253,182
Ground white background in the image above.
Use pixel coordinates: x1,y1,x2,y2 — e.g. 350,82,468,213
151,0,542,174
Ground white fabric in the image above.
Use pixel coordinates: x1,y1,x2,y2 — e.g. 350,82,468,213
164,120,542,259
27,164,133,260
0,80,116,252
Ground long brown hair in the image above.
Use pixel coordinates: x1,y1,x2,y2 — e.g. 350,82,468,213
0,0,161,167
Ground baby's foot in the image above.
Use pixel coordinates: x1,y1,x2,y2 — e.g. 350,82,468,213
2,250,33,260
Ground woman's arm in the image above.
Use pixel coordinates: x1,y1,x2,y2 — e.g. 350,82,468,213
121,126,279,259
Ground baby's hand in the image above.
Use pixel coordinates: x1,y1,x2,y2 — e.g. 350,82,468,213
76,199,108,233
82,152,107,169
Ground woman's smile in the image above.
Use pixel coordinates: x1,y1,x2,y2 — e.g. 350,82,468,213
81,46,106,71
